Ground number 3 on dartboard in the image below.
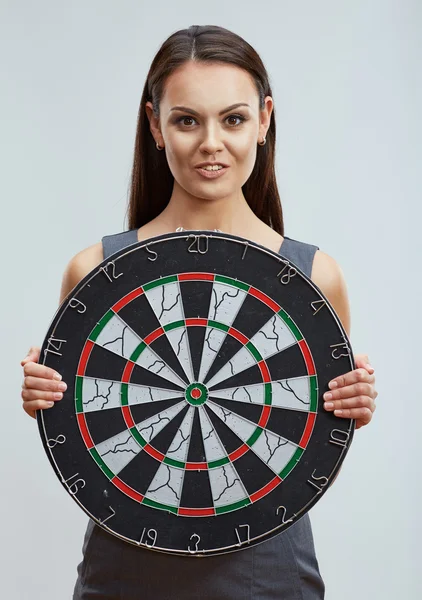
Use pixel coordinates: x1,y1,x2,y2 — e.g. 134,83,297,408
187,234,208,254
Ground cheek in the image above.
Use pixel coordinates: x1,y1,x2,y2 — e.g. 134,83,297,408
164,135,195,174
232,134,258,174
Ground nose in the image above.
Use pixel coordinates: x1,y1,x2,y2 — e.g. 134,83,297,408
199,123,225,155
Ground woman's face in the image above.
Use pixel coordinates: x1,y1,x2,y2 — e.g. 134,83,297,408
146,61,273,202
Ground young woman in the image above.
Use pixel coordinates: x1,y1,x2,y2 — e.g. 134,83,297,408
20,25,377,599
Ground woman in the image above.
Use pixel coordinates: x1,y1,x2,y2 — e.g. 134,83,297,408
20,25,377,599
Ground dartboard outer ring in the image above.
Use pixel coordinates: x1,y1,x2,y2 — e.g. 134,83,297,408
37,231,355,556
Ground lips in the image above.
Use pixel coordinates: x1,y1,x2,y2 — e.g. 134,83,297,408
195,166,229,180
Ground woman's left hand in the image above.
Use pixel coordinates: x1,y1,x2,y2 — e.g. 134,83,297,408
323,354,378,430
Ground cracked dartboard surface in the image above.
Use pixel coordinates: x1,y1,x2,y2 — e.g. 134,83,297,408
37,231,355,556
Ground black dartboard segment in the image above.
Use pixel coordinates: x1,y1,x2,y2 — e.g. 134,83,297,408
37,231,355,556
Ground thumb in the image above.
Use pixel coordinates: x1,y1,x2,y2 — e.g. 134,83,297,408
354,353,374,374
20,346,41,366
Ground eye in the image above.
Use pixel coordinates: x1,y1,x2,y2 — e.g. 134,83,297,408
176,116,197,127
225,114,246,127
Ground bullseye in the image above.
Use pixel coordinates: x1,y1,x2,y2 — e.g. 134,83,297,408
185,382,208,406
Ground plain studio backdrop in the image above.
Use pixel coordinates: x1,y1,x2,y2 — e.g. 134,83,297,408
1,1,419,598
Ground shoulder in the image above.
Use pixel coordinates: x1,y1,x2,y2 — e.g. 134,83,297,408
311,249,351,336
59,241,104,303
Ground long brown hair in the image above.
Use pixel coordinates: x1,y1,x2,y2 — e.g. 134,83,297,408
127,25,284,235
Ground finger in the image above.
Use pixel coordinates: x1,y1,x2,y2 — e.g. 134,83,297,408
23,399,55,418
20,346,41,366
328,368,374,391
324,394,376,413
23,361,62,381
22,376,67,393
354,354,374,374
332,406,373,424
21,388,64,402
324,381,374,402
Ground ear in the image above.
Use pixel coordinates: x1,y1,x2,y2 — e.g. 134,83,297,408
145,101,165,148
259,96,273,141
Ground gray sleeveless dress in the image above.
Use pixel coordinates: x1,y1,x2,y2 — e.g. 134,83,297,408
72,230,325,600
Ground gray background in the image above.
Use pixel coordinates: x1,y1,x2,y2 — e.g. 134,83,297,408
1,1,420,598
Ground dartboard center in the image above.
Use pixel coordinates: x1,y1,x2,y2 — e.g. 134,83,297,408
185,382,208,406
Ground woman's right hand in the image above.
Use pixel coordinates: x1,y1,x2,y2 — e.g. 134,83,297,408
21,346,67,419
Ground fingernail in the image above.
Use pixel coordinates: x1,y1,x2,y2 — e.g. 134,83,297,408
324,402,334,410
47,402,54,408
329,381,338,389
53,372,62,381
54,392,63,400
334,409,343,415
366,363,374,370
324,392,332,400
58,382,67,391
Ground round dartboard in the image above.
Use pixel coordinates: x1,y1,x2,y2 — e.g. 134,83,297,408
37,231,355,556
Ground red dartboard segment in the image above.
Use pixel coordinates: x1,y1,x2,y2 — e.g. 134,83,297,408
77,339,94,376
122,406,136,429
112,476,144,503
299,412,317,448
144,327,165,345
144,444,165,462
257,404,272,428
178,507,216,517
178,272,215,282
257,360,272,383
227,327,249,345
185,318,208,327
250,476,282,503
228,444,250,461
77,413,95,449
185,462,208,470
248,286,281,313
111,286,144,313
121,361,135,383
298,339,316,376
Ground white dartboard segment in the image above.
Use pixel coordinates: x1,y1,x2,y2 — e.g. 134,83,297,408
197,282,247,382
198,406,231,462
135,401,186,443
145,462,184,506
95,313,142,360
95,431,141,475
209,376,311,412
164,406,195,463
81,377,122,413
208,462,248,507
144,281,195,382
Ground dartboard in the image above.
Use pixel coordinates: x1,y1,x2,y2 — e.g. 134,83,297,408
37,231,355,556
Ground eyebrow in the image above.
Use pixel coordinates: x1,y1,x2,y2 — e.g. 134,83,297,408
169,103,251,116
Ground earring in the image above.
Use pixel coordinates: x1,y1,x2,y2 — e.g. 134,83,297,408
156,142,164,151
258,136,266,146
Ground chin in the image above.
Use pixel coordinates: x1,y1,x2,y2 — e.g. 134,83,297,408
185,182,233,202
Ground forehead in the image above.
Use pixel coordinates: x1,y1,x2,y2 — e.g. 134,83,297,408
161,61,259,111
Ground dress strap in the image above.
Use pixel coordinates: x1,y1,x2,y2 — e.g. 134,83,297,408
101,229,138,260
279,235,319,279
